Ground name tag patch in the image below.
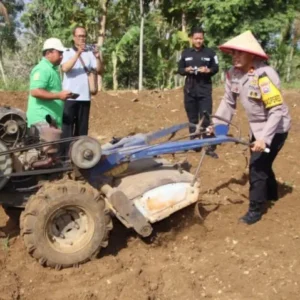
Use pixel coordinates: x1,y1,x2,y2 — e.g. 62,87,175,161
185,57,193,61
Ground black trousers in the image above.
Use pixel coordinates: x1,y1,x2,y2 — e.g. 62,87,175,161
61,100,91,158
249,132,288,204
184,92,212,138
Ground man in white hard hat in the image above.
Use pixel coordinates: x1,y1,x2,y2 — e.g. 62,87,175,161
212,30,291,225
0,39,73,234
26,38,72,129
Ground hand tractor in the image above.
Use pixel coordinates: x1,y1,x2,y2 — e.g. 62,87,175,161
0,106,269,269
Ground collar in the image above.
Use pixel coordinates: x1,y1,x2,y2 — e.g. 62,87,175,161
191,45,205,52
41,57,56,69
247,60,266,76
248,66,255,75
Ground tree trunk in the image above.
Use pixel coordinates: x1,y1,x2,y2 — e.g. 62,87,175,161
286,46,294,82
0,2,9,24
181,11,186,32
138,0,144,91
167,69,174,89
112,51,118,91
175,50,181,87
177,11,186,87
97,0,110,91
0,53,7,88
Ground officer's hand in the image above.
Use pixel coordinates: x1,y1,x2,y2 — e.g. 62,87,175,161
58,90,72,101
251,140,266,152
205,126,214,136
185,66,194,73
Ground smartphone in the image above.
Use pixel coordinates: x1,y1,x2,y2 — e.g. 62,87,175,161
70,93,80,99
84,44,96,52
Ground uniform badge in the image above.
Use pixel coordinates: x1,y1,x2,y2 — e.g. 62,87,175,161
248,75,261,99
261,82,270,94
247,88,261,99
33,72,40,81
249,75,258,87
258,73,283,108
230,73,240,94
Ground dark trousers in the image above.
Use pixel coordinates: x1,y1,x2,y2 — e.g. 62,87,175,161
184,92,213,152
249,132,288,204
61,100,91,158
184,93,212,136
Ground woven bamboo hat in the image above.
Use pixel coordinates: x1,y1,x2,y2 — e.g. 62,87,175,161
219,30,268,60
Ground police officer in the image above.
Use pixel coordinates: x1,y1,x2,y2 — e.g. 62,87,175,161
178,26,219,157
212,30,291,225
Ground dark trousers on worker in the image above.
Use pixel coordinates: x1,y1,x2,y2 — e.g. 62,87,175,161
184,92,213,142
61,100,91,159
249,132,288,205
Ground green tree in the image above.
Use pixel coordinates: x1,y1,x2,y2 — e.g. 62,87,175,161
0,0,24,87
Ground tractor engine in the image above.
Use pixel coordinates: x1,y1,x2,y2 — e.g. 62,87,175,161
0,106,62,191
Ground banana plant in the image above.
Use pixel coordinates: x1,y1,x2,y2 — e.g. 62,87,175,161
111,26,140,90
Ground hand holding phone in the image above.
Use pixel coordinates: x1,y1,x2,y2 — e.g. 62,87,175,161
70,93,80,99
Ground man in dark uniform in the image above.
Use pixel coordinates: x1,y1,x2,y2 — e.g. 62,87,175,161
178,27,219,157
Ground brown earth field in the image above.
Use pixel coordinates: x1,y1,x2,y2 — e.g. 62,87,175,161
0,87,300,300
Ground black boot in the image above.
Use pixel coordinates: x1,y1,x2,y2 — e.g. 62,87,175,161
239,202,263,225
205,145,219,159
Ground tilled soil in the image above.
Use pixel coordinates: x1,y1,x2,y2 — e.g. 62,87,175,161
0,87,299,300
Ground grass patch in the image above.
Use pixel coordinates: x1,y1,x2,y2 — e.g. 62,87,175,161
1,235,10,251
281,81,300,90
0,79,29,91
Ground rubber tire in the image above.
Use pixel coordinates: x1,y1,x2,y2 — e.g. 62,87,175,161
20,179,112,269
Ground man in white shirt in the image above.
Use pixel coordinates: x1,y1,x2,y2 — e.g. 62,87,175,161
60,26,103,158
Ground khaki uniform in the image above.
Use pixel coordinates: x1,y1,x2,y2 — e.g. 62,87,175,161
214,61,291,146
215,30,289,223
214,60,291,207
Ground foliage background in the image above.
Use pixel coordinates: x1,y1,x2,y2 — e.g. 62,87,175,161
0,0,299,90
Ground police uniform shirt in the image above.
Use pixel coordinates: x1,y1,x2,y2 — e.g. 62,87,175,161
213,61,291,146
178,46,219,97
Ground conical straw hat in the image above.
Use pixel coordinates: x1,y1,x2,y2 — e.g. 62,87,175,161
219,30,268,60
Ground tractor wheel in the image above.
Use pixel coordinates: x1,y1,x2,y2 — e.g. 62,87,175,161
20,179,112,269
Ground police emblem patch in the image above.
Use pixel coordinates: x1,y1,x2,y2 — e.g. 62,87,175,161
261,83,270,94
